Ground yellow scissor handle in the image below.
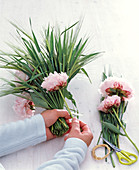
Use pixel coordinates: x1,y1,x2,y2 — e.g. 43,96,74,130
116,150,138,165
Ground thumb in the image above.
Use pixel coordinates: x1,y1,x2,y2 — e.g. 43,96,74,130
70,117,80,131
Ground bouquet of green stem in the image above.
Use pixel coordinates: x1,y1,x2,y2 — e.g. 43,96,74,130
0,19,99,136
97,67,139,167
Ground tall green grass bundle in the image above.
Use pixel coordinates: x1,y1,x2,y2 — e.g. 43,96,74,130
0,19,99,136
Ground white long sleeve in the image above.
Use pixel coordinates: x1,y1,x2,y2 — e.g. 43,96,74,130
0,115,88,170
0,114,46,157
0,163,5,170
38,138,88,170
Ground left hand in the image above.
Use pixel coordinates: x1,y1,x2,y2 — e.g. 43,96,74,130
41,109,71,140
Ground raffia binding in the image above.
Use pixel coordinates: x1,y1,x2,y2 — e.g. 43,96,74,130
92,144,110,160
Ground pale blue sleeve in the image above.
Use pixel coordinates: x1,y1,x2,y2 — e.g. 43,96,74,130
38,138,88,170
0,114,46,157
0,163,5,170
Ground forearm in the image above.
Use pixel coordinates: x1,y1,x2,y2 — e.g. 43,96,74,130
38,138,87,170
0,114,46,157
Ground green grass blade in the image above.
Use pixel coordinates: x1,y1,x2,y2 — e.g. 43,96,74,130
31,30,41,52
9,21,33,41
81,68,92,83
61,21,79,35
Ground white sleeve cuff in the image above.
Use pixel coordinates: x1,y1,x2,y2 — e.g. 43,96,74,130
33,114,47,144
64,138,88,154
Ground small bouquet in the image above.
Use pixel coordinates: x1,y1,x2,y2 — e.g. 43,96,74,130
97,67,139,167
0,20,99,136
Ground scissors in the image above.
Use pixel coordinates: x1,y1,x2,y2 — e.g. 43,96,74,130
102,138,138,165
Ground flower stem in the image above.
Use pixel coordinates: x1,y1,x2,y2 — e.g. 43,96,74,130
59,89,73,118
110,151,115,168
112,108,139,153
97,131,103,145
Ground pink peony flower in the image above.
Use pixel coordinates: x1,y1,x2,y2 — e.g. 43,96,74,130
99,77,133,100
41,71,68,92
15,70,29,86
13,93,35,118
98,95,121,113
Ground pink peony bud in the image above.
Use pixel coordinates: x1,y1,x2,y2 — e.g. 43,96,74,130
99,77,133,100
41,71,68,92
13,93,35,118
98,95,121,113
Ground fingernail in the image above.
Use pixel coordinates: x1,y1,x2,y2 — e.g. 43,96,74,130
73,117,77,121
73,117,79,122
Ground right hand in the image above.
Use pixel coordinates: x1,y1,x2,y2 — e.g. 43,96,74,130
64,118,93,147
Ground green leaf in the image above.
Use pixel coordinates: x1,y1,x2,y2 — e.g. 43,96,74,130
0,88,20,97
32,30,41,52
102,72,107,81
74,39,88,64
61,21,79,35
27,72,44,82
67,43,74,64
78,52,100,65
102,121,125,136
68,68,80,83
63,88,78,109
69,39,82,66
9,21,33,41
110,88,116,93
108,65,113,77
124,101,128,112
0,78,16,87
50,30,55,70
30,93,49,108
81,68,92,83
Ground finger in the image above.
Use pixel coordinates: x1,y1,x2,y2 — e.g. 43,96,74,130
57,109,71,119
65,119,72,124
70,117,80,132
46,128,57,140
79,121,90,132
66,121,72,128
61,122,72,135
50,134,57,140
67,122,72,127
66,122,72,134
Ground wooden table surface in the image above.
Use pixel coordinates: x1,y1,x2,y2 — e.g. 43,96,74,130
0,0,139,170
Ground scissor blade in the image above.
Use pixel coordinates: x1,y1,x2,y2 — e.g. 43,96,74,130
102,138,121,152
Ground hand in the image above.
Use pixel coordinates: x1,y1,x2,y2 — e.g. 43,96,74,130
64,118,93,147
41,109,71,140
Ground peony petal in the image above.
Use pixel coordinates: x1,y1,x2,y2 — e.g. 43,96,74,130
41,72,68,92
98,95,121,113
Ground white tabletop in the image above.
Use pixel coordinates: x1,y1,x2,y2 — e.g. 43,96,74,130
0,0,139,170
